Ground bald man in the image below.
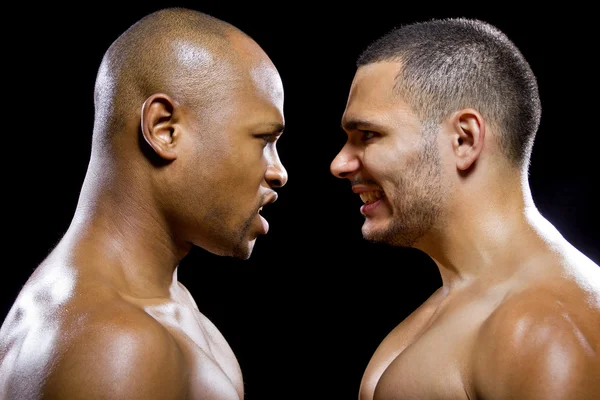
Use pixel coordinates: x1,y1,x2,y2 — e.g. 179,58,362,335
0,7,286,400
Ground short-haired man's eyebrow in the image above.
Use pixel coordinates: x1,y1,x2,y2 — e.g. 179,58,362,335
341,118,384,133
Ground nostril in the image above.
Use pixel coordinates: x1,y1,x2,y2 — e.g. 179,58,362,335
269,178,284,188
266,164,288,188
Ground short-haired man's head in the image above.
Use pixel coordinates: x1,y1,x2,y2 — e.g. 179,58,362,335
357,18,541,169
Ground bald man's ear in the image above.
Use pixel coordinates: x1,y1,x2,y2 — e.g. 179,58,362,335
141,93,179,161
451,109,485,171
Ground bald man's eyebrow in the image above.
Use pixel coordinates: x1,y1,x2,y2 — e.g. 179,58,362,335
341,118,384,133
256,122,285,134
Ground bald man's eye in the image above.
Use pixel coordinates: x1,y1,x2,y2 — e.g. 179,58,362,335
256,134,276,146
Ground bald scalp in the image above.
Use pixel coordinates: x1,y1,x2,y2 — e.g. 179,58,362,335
92,7,251,145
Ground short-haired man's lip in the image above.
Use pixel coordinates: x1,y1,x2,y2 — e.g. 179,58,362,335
351,184,382,194
360,197,383,216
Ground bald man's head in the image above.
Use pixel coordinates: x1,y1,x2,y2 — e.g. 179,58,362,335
78,7,286,259
92,7,269,146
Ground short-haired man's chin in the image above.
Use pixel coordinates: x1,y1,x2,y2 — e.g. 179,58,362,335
361,227,378,241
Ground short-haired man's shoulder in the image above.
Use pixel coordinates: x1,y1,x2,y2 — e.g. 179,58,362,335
472,279,600,400
45,298,188,399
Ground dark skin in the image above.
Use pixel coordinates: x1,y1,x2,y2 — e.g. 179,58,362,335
331,61,600,400
0,8,287,400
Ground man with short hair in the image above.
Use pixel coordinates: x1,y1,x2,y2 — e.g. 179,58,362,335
331,17,600,400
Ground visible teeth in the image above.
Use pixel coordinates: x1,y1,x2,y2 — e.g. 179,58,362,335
258,206,263,212
359,191,383,204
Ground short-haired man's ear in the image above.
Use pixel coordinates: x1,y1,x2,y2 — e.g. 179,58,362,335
141,93,179,161
452,108,485,171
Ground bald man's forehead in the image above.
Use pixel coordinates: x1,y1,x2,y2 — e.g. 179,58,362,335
250,62,283,106
168,38,237,88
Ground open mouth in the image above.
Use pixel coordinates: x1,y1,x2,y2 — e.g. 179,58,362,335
359,190,384,204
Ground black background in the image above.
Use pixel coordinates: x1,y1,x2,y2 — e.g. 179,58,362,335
4,2,598,399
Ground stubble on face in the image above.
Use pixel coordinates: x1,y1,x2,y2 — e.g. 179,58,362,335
197,201,254,260
230,197,264,260
364,125,446,248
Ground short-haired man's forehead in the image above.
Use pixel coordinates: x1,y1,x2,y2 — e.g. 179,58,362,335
342,98,421,136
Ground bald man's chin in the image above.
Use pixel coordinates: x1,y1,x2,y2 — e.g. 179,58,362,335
232,241,255,260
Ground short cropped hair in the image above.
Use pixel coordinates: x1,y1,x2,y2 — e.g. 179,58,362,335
357,18,542,168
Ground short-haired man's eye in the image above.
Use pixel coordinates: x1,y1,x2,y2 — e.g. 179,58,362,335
361,130,377,142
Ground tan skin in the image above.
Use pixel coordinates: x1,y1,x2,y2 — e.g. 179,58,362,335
0,10,287,400
331,61,600,400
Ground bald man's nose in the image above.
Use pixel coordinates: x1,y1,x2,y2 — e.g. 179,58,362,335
266,158,288,188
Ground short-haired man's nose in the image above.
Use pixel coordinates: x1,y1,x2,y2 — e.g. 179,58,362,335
330,148,359,179
266,161,288,188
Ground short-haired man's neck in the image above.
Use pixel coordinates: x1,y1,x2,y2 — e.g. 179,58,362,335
415,158,563,293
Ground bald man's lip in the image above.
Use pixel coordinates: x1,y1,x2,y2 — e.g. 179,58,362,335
257,192,278,235
257,192,278,215
262,192,278,207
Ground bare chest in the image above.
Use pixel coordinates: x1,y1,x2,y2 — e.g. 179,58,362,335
370,301,490,400
375,327,472,400
145,302,244,400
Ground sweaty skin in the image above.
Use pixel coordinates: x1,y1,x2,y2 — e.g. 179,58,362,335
332,61,600,400
0,8,287,400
